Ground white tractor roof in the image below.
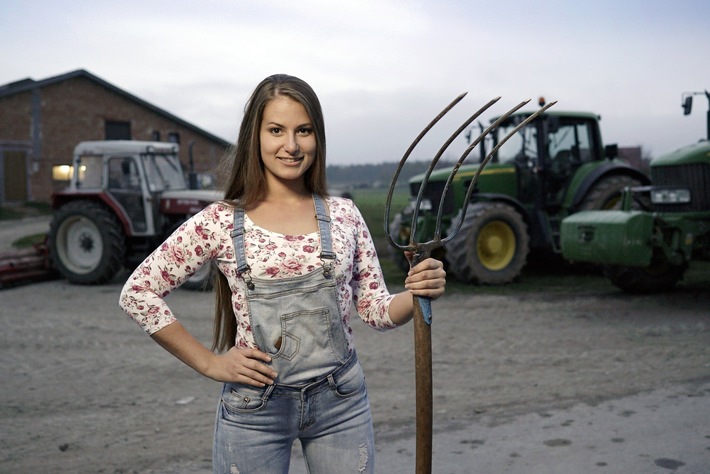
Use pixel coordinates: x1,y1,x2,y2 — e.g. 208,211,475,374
73,140,180,156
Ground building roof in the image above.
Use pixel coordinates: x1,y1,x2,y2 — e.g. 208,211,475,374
0,69,231,147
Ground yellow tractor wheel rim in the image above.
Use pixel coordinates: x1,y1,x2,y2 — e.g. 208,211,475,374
476,220,516,271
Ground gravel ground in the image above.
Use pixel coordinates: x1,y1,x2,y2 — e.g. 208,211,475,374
1,216,709,473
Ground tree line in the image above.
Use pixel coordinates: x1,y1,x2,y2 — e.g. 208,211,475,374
326,159,456,189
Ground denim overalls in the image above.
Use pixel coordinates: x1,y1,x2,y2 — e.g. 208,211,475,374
213,195,375,474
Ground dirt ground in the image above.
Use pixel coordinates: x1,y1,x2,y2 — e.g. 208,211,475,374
1,218,709,472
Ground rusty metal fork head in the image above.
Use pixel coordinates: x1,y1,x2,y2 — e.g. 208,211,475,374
384,94,557,266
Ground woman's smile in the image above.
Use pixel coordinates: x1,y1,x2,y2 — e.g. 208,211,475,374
260,95,316,184
278,156,304,164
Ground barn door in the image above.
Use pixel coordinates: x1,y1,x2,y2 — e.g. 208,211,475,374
2,150,28,202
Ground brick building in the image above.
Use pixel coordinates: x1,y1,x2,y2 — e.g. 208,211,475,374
0,69,231,203
618,146,649,175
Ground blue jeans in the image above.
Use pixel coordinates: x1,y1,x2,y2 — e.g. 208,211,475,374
213,354,375,473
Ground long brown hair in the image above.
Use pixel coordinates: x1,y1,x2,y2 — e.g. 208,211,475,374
212,74,329,352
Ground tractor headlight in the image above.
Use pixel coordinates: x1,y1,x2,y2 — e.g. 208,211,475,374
416,198,433,211
651,188,691,204
406,197,433,212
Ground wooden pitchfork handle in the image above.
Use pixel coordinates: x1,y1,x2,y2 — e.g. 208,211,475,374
413,298,433,473
385,94,557,474
409,250,434,474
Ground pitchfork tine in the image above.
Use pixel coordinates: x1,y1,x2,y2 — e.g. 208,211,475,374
384,92,467,251
442,100,558,243
407,97,502,246
431,98,531,240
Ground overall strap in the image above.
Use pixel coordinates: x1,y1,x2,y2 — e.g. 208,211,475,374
313,195,336,277
231,206,253,287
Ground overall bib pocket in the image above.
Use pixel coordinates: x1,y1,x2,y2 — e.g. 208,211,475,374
253,307,341,362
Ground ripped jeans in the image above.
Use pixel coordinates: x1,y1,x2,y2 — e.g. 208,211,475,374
212,354,375,473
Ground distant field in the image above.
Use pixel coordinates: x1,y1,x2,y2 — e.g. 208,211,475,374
350,187,409,239
348,187,410,284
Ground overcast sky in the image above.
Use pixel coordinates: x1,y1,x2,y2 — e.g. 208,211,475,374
2,0,710,165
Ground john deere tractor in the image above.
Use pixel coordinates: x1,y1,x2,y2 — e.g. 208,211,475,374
561,91,710,292
389,102,649,285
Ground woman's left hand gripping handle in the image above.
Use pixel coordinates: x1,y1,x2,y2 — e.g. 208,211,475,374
405,257,446,302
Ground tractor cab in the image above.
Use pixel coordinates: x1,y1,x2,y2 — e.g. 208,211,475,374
69,141,188,237
489,111,612,211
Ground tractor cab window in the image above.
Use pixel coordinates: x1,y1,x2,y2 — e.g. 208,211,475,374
143,154,187,192
108,157,141,190
544,120,595,203
108,156,147,232
547,121,594,170
493,121,538,166
76,155,104,189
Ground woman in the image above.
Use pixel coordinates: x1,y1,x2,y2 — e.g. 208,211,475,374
119,74,446,473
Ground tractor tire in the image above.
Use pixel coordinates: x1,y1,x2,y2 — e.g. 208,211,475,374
49,201,126,285
580,175,644,210
604,260,687,293
444,202,529,285
388,211,412,273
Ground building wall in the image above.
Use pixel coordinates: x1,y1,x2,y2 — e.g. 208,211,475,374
0,92,32,141
0,92,34,201
618,146,649,175
0,76,230,203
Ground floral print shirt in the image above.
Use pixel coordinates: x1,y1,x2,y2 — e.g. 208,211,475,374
119,196,398,351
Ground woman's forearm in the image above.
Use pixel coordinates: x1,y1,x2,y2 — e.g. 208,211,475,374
388,291,415,325
151,321,216,377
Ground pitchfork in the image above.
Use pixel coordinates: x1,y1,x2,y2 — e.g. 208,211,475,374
384,93,556,474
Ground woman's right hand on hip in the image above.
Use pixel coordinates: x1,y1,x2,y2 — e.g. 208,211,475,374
208,347,278,386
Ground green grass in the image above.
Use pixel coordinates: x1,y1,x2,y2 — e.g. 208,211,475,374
0,202,51,221
0,207,25,220
11,233,47,249
350,187,409,239
0,203,51,250
350,187,410,286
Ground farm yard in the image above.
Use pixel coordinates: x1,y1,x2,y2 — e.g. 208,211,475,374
1,192,709,473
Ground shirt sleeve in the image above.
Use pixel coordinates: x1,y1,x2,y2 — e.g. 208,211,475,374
118,202,230,335
345,200,398,331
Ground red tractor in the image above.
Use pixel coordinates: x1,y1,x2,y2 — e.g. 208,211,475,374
48,141,222,290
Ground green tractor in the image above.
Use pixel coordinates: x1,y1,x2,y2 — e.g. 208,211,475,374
561,91,710,292
389,101,649,284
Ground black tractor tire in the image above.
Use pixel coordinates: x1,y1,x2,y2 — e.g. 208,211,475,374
388,211,412,273
444,202,530,285
49,201,126,285
604,260,687,293
580,175,644,210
